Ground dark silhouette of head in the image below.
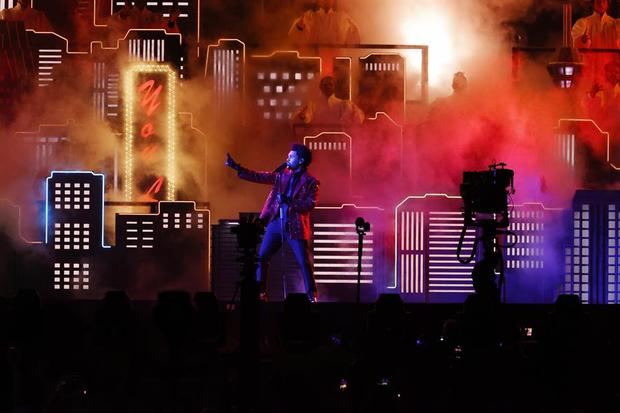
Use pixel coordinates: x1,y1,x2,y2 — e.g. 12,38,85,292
16,0,32,8
319,76,336,98
99,290,131,321
290,143,312,168
594,0,608,15
553,294,582,319
375,293,404,318
452,72,468,94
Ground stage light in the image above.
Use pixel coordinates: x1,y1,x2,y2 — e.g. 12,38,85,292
547,2,584,89
123,64,177,201
400,11,452,89
547,48,584,89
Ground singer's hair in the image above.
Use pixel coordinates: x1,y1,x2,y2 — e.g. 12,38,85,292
291,143,312,167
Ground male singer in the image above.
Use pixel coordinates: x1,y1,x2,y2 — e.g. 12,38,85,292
225,144,320,302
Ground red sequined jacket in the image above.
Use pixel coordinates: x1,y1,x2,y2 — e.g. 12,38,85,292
238,166,319,240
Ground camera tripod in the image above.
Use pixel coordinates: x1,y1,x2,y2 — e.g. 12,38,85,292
457,212,515,303
458,161,516,303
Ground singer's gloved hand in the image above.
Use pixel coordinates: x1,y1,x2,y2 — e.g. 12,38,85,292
276,193,290,205
225,153,240,171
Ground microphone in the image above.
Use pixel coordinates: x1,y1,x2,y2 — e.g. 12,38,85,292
355,217,370,234
273,162,288,173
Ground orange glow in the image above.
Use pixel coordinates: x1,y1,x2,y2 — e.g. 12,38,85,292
140,144,158,158
400,11,454,89
392,0,489,98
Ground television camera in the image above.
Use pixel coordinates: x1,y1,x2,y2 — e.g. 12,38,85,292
458,162,516,301
460,162,514,225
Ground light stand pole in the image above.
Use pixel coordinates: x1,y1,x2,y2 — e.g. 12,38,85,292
355,217,370,306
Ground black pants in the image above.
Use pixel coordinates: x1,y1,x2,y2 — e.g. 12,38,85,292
256,218,316,298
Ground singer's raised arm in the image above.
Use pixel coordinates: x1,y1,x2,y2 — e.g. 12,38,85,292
237,166,278,185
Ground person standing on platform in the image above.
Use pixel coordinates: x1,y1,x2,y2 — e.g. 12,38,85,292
288,0,360,45
225,144,320,303
294,75,365,125
571,0,620,97
426,71,469,123
571,0,619,49
288,0,360,75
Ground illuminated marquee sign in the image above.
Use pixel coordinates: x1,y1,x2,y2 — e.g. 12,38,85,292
124,64,176,201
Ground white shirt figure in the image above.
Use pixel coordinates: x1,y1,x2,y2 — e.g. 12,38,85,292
571,0,619,48
298,94,365,125
294,76,364,125
288,4,360,45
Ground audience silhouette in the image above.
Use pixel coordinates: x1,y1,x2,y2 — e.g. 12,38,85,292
0,289,615,412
